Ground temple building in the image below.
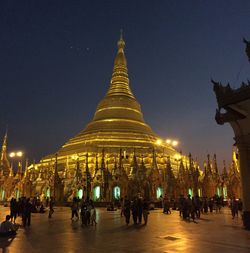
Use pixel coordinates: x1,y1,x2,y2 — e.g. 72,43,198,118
213,38,250,229
0,34,242,204
25,33,185,202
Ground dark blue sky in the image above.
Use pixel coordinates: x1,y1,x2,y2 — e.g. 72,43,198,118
1,1,250,168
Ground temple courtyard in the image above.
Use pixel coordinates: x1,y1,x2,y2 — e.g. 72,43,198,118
0,206,250,253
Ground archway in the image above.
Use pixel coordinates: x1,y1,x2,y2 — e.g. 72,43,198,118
77,189,83,199
93,186,101,201
113,186,120,200
46,187,50,198
156,187,163,199
188,188,193,198
223,186,228,199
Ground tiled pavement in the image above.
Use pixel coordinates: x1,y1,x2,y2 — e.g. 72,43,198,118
0,206,250,253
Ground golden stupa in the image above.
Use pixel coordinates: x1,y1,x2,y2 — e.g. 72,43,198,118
42,33,178,165
32,33,181,201
59,34,158,154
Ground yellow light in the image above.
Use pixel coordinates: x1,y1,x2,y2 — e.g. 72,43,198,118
166,139,171,144
16,151,23,157
71,154,78,160
174,154,182,160
9,152,16,158
156,139,162,145
172,140,178,147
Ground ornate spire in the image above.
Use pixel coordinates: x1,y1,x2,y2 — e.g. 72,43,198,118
106,31,133,98
207,154,212,174
58,32,158,155
1,131,9,163
152,148,158,170
0,131,11,176
213,154,218,174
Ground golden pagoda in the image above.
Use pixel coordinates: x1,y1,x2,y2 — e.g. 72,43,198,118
26,33,183,202
59,33,161,154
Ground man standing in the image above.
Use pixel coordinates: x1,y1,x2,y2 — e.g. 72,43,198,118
23,198,32,227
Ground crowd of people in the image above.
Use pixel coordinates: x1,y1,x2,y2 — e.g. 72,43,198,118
161,194,243,222
0,196,55,236
0,193,244,237
71,197,97,226
121,196,149,226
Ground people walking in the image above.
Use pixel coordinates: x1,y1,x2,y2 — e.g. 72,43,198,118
124,196,131,226
231,197,239,219
90,201,97,226
71,197,79,220
48,198,55,218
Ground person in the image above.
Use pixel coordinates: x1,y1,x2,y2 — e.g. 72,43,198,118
131,198,138,225
163,197,171,214
137,198,143,224
203,197,208,214
194,195,201,219
23,198,32,227
120,197,124,217
71,197,79,220
208,198,214,213
48,198,55,218
81,199,90,226
124,196,131,226
39,204,45,213
238,198,243,215
90,201,97,226
0,215,18,236
10,198,18,224
178,195,185,217
231,197,238,219
142,199,149,225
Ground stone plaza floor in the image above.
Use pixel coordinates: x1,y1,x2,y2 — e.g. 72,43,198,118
0,206,250,253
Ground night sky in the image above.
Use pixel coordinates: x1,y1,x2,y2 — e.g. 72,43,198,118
1,1,250,169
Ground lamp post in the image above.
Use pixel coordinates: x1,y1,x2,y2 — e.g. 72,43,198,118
166,139,179,148
9,151,23,172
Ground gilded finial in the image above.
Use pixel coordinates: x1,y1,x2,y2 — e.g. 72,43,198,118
120,29,123,40
117,29,125,50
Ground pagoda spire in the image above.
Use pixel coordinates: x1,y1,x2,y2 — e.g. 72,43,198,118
1,130,9,164
213,154,218,175
152,148,158,170
106,32,134,98
207,154,212,174
0,130,11,176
